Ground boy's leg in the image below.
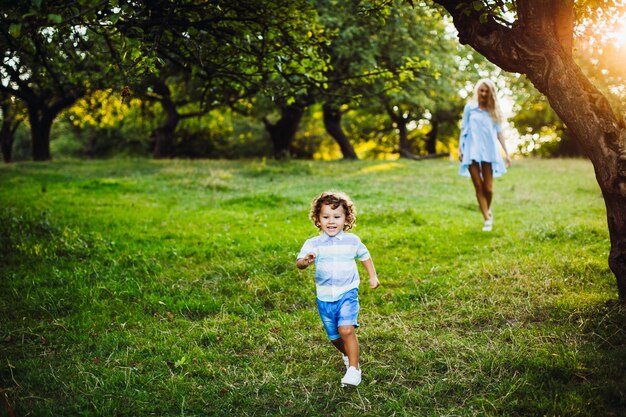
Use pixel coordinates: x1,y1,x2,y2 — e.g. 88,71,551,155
318,299,346,364
337,289,360,369
318,289,360,374
331,338,350,369
338,325,359,369
331,338,346,354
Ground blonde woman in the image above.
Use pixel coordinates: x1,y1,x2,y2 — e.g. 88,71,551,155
458,79,511,232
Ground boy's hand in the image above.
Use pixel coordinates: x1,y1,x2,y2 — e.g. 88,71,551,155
297,252,316,269
303,252,316,265
369,276,380,289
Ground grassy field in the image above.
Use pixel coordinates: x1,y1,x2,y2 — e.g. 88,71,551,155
1,157,625,417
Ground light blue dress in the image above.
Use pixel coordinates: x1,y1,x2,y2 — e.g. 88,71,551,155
458,102,507,178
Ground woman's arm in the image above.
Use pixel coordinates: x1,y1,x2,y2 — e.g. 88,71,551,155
458,105,470,160
497,131,511,167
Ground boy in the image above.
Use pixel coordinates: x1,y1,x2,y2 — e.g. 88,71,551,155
296,191,380,387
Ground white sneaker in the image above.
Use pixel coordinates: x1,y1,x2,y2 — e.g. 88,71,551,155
341,366,362,387
482,219,492,232
342,354,349,369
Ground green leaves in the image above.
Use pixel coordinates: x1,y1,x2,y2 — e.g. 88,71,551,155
472,0,484,12
47,13,63,24
8,23,21,38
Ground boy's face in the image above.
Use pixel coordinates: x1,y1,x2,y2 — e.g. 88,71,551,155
319,204,346,237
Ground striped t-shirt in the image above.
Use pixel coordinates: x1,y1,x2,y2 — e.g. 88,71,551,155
297,231,370,302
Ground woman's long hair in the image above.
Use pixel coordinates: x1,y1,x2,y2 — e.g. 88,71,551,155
472,78,504,125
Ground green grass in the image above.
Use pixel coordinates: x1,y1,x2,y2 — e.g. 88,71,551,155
1,158,625,416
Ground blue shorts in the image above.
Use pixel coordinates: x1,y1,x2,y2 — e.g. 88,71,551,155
316,288,360,341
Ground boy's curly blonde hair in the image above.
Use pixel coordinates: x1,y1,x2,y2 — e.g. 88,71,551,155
309,191,357,231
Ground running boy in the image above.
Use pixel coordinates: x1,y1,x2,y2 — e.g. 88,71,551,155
296,191,380,387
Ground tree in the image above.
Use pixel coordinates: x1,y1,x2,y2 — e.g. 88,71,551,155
374,2,462,158
313,0,386,159
64,89,148,158
115,0,328,159
263,101,309,158
432,0,626,299
136,72,207,159
0,2,124,161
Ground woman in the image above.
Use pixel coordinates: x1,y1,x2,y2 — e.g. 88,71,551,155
458,79,511,232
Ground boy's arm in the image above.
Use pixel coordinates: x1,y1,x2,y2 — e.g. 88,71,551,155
361,258,380,289
296,252,316,269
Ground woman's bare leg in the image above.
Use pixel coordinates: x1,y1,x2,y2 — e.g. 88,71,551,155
468,162,490,221
481,162,494,214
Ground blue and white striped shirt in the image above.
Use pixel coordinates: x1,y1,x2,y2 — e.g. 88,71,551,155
297,231,371,302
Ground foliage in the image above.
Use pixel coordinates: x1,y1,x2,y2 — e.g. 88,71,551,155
506,76,577,157
1,158,625,416
5,0,625,161
67,90,141,130
176,107,272,159
8,124,32,162
54,92,156,158
122,0,330,106
0,0,131,159
0,2,122,94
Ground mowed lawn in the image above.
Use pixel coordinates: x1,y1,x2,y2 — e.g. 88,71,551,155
1,158,624,417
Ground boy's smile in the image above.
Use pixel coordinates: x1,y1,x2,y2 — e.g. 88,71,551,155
319,204,346,237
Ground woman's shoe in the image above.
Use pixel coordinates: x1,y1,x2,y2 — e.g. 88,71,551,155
482,209,493,231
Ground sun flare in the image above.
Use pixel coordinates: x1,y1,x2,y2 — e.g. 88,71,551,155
607,13,626,47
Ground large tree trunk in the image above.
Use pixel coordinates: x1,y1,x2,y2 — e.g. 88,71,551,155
426,119,439,155
263,104,305,159
151,100,179,159
388,108,414,158
397,120,410,154
24,92,83,161
0,126,16,163
0,103,20,163
603,185,626,297
322,104,357,159
29,107,55,161
435,0,626,299
151,80,180,159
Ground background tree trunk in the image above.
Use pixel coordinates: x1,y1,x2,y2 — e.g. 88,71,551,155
0,126,15,163
0,103,20,163
151,80,180,159
426,119,439,155
322,104,357,159
263,104,305,159
388,108,414,158
29,108,54,161
23,91,83,161
151,100,179,159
